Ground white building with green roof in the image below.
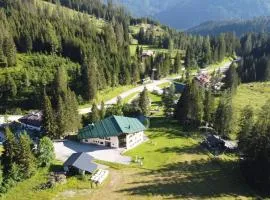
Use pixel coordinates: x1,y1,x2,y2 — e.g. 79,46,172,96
77,116,146,150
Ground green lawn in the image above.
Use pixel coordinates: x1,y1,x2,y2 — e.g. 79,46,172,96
233,82,270,117
79,85,135,108
1,161,94,200
206,57,233,72
129,44,184,58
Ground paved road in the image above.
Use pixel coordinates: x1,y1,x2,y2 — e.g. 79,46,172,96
54,140,131,165
0,115,23,126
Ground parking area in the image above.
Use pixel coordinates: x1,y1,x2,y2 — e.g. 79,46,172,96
54,140,132,165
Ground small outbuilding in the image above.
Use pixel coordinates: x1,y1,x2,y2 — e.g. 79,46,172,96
18,111,43,131
63,152,98,175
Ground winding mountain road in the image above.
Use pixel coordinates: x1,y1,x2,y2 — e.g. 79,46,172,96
0,59,234,123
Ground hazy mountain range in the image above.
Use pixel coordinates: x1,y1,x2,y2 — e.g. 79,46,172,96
119,0,270,30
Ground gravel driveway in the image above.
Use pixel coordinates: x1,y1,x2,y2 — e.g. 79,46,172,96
54,140,131,165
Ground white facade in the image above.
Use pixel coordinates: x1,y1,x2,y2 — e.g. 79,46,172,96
126,131,144,149
83,136,119,148
82,131,144,150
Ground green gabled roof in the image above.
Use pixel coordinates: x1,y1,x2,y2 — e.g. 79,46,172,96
77,115,146,140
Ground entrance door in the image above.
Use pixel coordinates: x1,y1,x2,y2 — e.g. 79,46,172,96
105,141,111,147
118,134,126,148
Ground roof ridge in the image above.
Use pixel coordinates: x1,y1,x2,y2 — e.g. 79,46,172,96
112,115,125,133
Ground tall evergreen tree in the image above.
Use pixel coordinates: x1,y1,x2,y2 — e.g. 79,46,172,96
90,102,100,123
138,87,151,115
3,36,16,67
203,89,215,124
224,63,239,93
55,65,67,97
100,101,106,120
162,84,175,117
56,96,66,138
84,58,97,101
175,84,190,123
37,136,55,167
214,92,233,137
2,128,19,176
42,93,57,139
18,133,36,179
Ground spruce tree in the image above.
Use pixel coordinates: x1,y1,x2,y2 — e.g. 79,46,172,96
3,36,16,67
37,136,55,167
224,63,239,93
100,101,106,120
2,128,19,176
214,92,233,137
90,102,100,123
42,93,57,139
203,90,215,124
175,84,190,123
138,87,151,115
56,96,66,138
162,84,175,117
189,80,204,125
18,133,36,179
238,105,254,150
84,58,97,101
174,52,182,74
55,65,67,97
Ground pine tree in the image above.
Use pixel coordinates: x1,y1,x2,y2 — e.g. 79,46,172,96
174,52,182,74
56,96,66,138
2,128,19,176
3,36,16,67
65,89,81,132
55,65,67,97
18,133,36,179
162,84,175,117
203,90,215,124
188,80,204,125
84,58,97,101
175,84,190,123
37,136,55,167
90,102,100,123
214,92,233,137
6,74,17,98
224,63,239,93
238,105,254,150
218,34,226,62
42,93,57,139
138,87,151,115
100,101,106,120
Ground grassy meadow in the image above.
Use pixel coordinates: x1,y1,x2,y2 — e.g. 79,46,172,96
1,88,267,200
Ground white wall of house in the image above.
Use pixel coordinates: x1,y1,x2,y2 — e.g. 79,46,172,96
82,131,144,150
83,136,119,148
126,131,144,150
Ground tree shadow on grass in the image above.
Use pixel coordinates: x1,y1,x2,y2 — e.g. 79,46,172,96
117,158,261,199
148,117,201,139
156,144,207,155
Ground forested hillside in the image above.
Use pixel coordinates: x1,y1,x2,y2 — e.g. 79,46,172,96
239,33,270,82
188,17,270,36
0,0,240,114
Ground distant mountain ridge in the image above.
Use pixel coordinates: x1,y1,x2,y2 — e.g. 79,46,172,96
188,16,270,36
120,0,270,30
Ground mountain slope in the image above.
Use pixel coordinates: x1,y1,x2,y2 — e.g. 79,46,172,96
121,0,270,29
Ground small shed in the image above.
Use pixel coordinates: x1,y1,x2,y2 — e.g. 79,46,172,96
63,152,98,175
173,82,186,93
